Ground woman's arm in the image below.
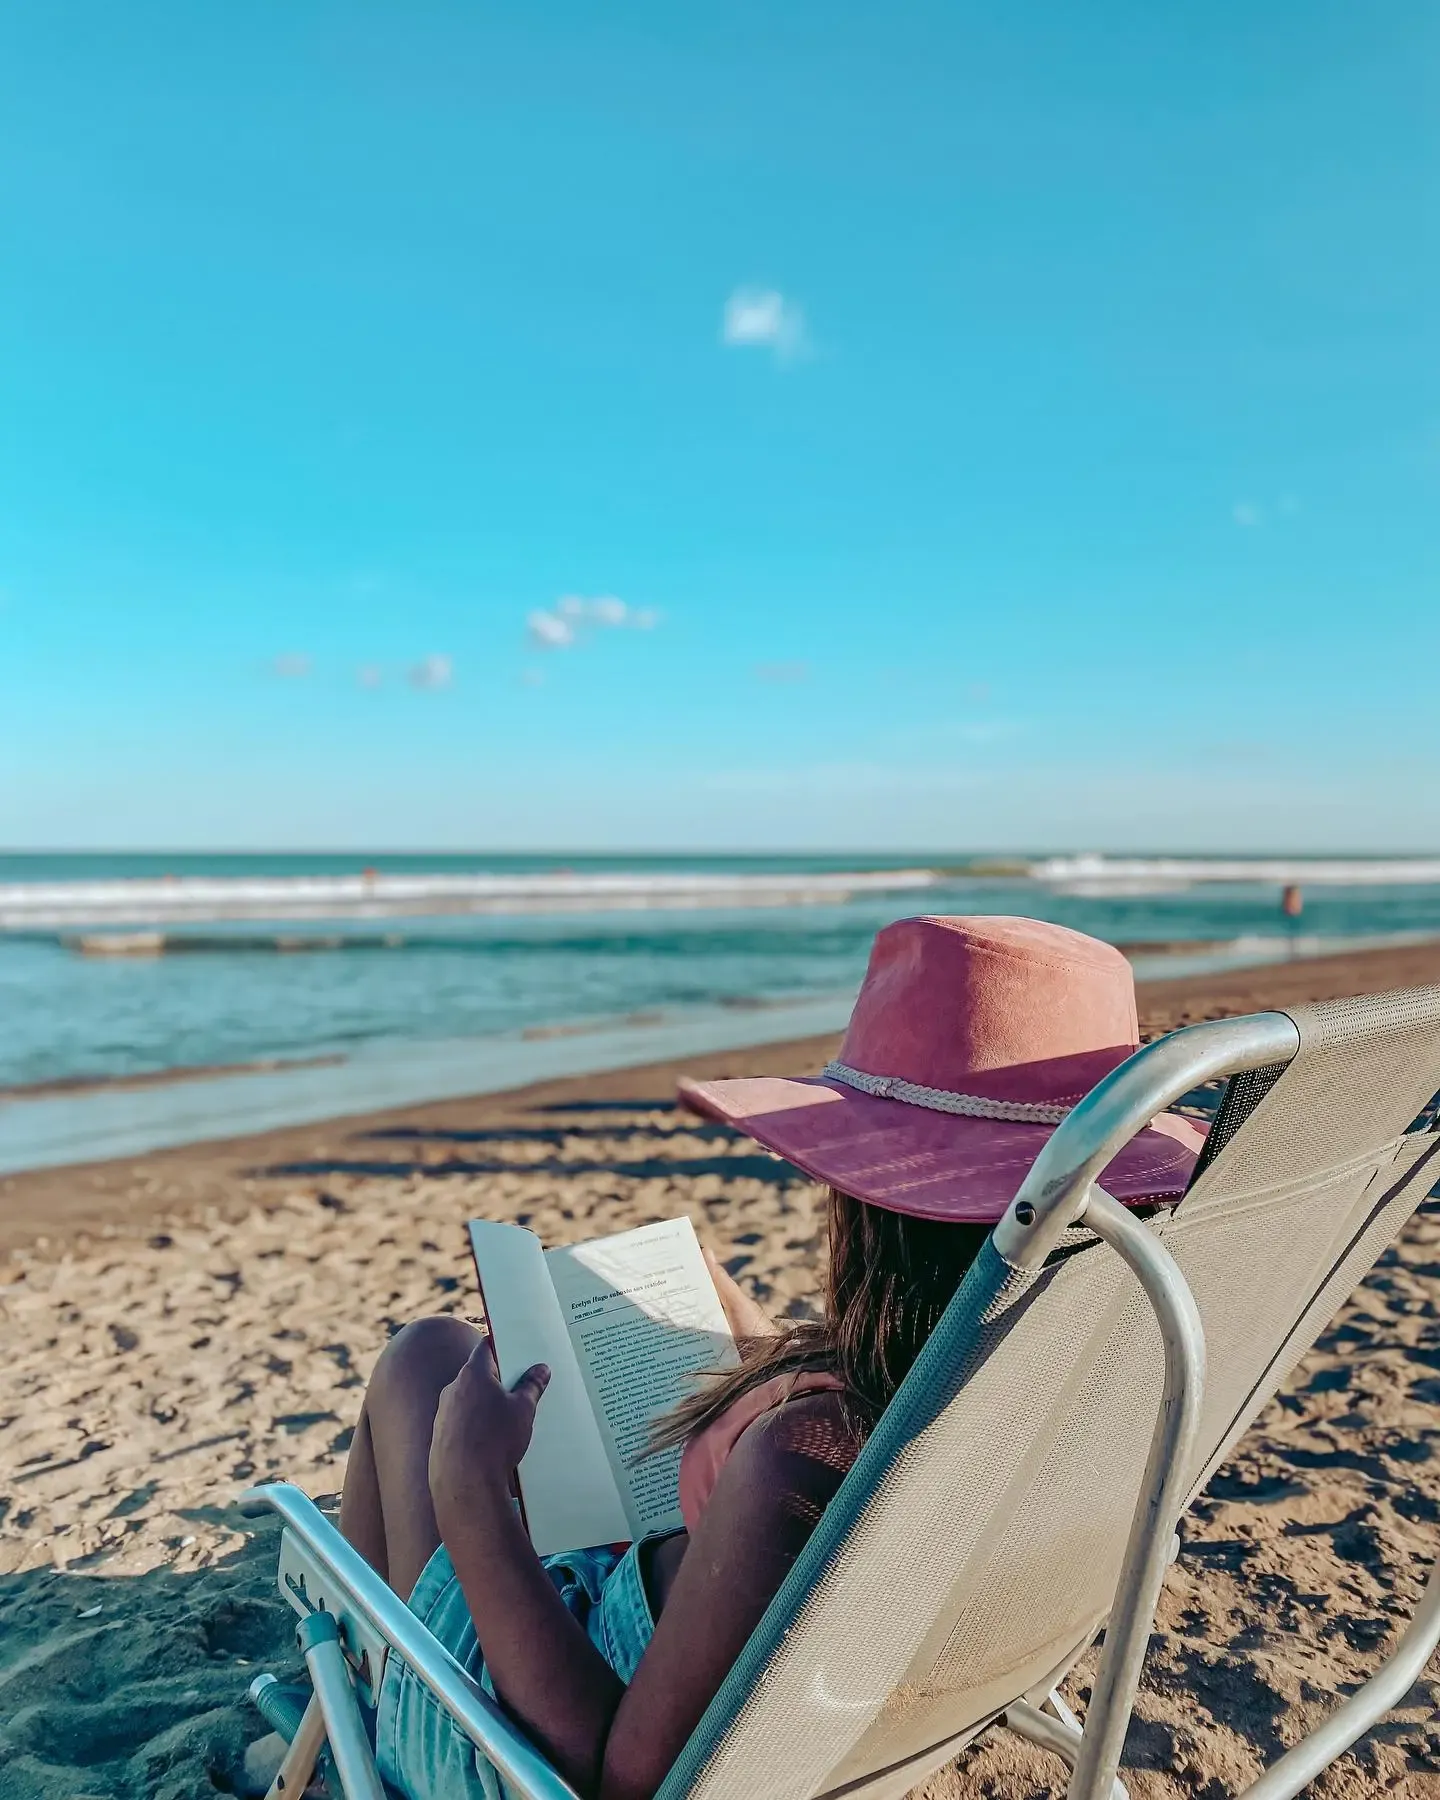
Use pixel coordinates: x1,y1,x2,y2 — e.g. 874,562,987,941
598,1391,857,1800
429,1349,855,1800
428,1348,627,1794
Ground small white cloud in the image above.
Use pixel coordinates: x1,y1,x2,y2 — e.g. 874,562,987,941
526,597,659,650
1233,501,1262,528
721,287,808,361
754,661,809,685
407,654,453,690
271,653,313,679
528,610,577,650
357,664,383,690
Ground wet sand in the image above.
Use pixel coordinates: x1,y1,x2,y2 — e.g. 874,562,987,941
3,940,1440,1797
0,1053,346,1105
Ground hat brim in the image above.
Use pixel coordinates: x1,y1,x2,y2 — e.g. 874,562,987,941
678,1072,1204,1224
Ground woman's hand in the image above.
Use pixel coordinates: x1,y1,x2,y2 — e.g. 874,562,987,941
703,1246,780,1340
428,1342,550,1531
426,1344,627,1792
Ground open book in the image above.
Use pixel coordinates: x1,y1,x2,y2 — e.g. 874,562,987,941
467,1215,738,1556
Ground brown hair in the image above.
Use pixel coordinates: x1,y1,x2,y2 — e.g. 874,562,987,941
655,1190,991,1451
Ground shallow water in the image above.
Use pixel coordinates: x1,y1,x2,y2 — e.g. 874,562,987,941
4,855,1440,1093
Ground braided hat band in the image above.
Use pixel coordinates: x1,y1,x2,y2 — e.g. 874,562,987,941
679,920,1204,1220
821,1060,1073,1126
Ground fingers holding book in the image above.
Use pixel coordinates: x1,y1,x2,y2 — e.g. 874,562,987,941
702,1246,781,1342
428,1340,552,1530
468,1214,741,1551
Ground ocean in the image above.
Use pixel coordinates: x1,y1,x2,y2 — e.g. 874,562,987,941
3,852,1440,1171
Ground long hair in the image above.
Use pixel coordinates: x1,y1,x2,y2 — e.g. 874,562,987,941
655,1190,991,1450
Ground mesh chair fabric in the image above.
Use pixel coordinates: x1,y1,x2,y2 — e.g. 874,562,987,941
1172,989,1440,1499
1188,1062,1285,1184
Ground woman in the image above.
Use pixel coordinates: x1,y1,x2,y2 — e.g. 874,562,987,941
345,917,1205,1800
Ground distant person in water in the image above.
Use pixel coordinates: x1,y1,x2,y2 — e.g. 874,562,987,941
324,918,1206,1800
1282,884,1304,957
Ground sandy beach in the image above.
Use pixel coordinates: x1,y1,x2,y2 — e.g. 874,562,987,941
4,939,1440,1798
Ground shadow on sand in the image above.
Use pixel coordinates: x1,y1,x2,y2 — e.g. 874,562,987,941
0,1508,295,1800
250,1152,797,1187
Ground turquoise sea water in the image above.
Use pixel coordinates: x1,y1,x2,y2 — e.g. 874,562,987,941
5,853,1440,1095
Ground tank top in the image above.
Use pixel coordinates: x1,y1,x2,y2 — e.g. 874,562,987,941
676,1368,846,1533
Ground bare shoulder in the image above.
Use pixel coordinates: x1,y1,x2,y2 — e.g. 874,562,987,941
722,1389,863,1523
604,1391,863,1796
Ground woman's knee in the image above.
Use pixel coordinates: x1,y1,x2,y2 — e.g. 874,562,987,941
368,1314,482,1404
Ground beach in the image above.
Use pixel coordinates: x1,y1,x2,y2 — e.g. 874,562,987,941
4,939,1440,1798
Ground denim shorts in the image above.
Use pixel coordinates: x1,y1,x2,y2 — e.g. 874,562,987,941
374,1540,657,1800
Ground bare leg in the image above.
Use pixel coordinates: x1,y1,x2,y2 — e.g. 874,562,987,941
339,1314,483,1601
242,1317,483,1795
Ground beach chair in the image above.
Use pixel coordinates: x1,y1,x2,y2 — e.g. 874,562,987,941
242,988,1440,1800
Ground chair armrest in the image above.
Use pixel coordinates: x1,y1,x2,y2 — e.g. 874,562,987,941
995,1012,1302,1268
1236,1557,1440,1800
240,1483,583,1800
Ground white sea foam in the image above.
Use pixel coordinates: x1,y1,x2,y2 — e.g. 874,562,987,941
1032,855,1440,888
0,868,939,929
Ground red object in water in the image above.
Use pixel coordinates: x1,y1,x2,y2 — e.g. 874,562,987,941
1281,884,1304,919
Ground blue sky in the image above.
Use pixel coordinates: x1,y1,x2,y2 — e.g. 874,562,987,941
1,3,1435,852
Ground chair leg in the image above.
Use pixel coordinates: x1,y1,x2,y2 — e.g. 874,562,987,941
260,1689,327,1800
1000,1701,1130,1800
1044,1686,1083,1735
298,1612,387,1800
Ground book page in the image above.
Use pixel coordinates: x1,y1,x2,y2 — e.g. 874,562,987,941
467,1220,632,1556
545,1217,738,1540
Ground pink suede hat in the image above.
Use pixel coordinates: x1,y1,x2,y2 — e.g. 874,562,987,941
679,915,1205,1223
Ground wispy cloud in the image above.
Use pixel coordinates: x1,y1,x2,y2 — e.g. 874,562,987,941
1233,493,1302,529
356,664,383,690
889,715,1025,751
526,596,660,651
271,653,313,679
721,287,808,361
705,761,990,797
407,654,453,690
753,661,809,685
954,720,1019,745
